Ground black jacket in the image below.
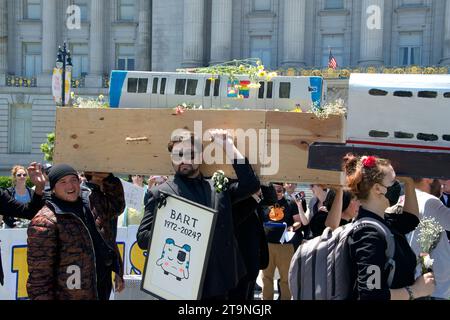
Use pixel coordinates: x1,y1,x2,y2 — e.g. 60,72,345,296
137,159,260,299
232,185,277,279
0,189,44,285
3,187,34,228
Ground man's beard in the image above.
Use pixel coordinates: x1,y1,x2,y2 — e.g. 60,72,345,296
177,164,199,177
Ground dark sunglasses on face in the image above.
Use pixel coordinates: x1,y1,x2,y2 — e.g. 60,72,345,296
171,150,196,161
275,188,284,193
16,173,27,177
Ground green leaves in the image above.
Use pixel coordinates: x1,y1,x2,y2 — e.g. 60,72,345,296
40,132,55,162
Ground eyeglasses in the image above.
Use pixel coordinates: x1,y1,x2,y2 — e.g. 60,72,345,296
16,173,27,177
275,188,284,194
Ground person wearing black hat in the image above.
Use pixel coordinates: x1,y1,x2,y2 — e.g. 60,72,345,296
26,164,125,300
0,162,46,287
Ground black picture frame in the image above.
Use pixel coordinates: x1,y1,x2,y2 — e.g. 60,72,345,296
140,191,218,300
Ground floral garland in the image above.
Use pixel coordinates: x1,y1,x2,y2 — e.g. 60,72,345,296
70,92,109,109
212,170,229,193
191,58,277,89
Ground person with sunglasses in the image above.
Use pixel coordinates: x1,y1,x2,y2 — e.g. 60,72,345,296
137,129,260,300
3,165,35,228
0,162,46,286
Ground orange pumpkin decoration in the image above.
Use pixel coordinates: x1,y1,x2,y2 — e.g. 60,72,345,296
269,204,285,222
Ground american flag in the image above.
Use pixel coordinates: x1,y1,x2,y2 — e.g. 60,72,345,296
328,49,338,69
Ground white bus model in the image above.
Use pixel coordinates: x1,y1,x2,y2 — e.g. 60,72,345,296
109,70,326,111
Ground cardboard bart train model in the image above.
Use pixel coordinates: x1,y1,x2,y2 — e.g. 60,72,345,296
53,66,450,183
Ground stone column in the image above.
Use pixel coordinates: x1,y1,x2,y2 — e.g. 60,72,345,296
359,0,384,66
182,0,205,67
86,0,104,87
441,0,450,65
0,0,7,85
41,0,57,74
136,0,151,70
282,0,306,67
36,0,57,86
210,0,232,65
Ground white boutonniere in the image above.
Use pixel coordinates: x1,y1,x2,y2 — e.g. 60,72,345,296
212,170,229,193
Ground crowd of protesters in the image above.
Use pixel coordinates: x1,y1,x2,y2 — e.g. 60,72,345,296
0,131,449,301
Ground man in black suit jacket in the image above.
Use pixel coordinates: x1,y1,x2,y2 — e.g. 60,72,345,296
439,179,450,241
137,129,260,299
229,184,277,300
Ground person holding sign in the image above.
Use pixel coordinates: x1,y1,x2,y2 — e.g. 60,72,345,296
27,164,125,300
137,129,260,300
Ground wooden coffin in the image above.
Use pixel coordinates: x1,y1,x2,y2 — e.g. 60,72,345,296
53,108,345,184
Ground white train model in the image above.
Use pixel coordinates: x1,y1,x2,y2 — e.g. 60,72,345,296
109,70,327,111
309,73,450,179
347,73,450,152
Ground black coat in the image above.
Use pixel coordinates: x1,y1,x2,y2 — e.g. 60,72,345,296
0,189,44,285
3,187,34,228
232,185,277,280
137,159,260,299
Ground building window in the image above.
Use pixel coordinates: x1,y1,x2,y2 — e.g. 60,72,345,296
24,0,41,20
70,44,89,78
23,43,41,78
254,0,271,11
117,44,135,70
399,32,422,66
321,34,344,67
118,0,135,21
250,36,272,69
401,0,423,6
74,0,89,22
9,104,32,154
325,0,344,9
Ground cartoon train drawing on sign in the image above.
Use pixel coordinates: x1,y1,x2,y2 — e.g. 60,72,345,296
156,238,191,281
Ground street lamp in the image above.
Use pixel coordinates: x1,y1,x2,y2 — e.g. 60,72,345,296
56,42,73,107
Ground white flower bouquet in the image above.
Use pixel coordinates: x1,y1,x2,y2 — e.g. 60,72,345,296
416,217,444,274
212,170,229,193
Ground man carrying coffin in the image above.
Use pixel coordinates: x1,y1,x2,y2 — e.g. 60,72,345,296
137,129,260,299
